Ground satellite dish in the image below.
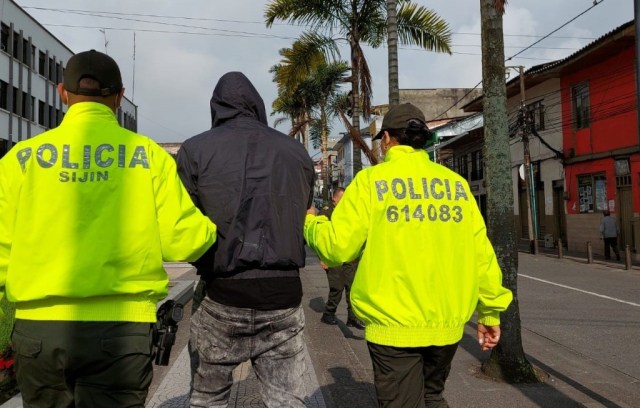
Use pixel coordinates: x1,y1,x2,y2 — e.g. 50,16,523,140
519,164,525,181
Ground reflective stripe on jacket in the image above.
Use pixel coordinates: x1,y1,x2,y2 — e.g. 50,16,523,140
304,145,512,347
0,102,216,322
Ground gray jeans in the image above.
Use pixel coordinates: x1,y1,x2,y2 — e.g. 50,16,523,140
189,297,307,408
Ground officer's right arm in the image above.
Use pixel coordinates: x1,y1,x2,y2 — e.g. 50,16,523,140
153,145,216,262
304,172,370,266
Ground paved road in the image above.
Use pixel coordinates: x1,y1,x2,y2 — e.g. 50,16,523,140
517,254,640,381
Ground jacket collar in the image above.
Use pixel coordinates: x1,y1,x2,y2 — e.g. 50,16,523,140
384,145,428,163
62,102,118,124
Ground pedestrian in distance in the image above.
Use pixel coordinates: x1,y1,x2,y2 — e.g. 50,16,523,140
177,71,315,408
600,209,621,261
318,187,365,330
0,49,217,407
304,103,513,408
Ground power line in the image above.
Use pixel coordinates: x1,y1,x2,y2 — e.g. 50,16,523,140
506,0,606,61
431,0,609,120
22,7,297,26
26,6,606,48
41,23,297,40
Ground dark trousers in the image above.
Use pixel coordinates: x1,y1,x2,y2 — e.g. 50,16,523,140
367,341,459,408
12,319,153,408
603,237,620,260
323,261,357,320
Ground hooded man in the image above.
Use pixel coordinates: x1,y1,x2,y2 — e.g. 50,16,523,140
177,72,315,407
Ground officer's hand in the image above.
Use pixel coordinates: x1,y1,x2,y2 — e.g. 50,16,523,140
307,205,318,216
477,324,501,351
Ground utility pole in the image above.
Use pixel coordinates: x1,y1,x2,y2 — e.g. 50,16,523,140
515,66,538,254
387,0,400,106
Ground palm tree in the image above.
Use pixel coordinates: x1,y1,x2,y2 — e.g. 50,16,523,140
301,63,350,201
270,33,340,151
265,0,452,174
270,36,353,202
480,0,539,383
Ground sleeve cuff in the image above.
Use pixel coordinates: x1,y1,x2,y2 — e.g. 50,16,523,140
477,310,501,326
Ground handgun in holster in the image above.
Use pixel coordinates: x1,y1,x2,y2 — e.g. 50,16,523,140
152,299,184,366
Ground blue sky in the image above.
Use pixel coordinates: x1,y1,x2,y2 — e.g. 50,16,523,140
15,0,633,142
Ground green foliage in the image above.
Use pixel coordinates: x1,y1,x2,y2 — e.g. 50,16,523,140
0,298,15,353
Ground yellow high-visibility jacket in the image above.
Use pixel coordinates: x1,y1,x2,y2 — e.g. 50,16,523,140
0,102,217,322
305,145,512,347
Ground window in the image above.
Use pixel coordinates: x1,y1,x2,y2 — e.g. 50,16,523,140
21,36,29,65
48,105,55,127
456,154,469,179
48,57,55,81
0,23,8,52
38,100,45,126
11,30,19,59
527,100,545,131
470,150,483,181
578,173,606,213
0,80,7,110
572,83,590,129
22,94,35,121
38,51,46,76
56,62,62,83
11,86,18,114
30,45,36,69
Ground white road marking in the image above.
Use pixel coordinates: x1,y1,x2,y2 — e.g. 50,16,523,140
520,274,640,307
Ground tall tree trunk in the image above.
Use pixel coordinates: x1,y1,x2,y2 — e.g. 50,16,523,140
387,0,400,106
479,0,539,383
321,105,330,204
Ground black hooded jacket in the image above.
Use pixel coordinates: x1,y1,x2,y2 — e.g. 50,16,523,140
177,72,315,310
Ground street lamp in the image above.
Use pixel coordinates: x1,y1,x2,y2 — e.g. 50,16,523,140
507,65,538,255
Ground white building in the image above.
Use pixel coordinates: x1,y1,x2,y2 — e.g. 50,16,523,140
333,129,374,187
0,0,137,158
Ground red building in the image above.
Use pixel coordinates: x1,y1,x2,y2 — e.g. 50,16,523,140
559,21,640,254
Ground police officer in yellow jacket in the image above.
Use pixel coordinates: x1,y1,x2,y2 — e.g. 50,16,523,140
304,103,512,408
0,50,217,407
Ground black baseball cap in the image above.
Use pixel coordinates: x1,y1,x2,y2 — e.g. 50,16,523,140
374,103,426,140
63,50,123,96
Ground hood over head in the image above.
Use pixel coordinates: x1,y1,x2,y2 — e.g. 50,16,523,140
210,72,268,128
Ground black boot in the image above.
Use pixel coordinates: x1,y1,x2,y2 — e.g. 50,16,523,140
320,313,338,325
346,317,365,330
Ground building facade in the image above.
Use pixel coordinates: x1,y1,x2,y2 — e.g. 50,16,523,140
0,0,137,158
461,20,639,258
559,22,639,254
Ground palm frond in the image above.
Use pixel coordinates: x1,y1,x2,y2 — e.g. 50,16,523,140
272,116,289,129
396,3,452,54
307,119,323,150
265,0,343,30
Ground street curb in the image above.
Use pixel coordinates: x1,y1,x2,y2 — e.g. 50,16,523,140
0,280,195,408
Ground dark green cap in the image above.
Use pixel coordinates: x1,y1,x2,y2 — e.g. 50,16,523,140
374,103,426,140
63,49,123,96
